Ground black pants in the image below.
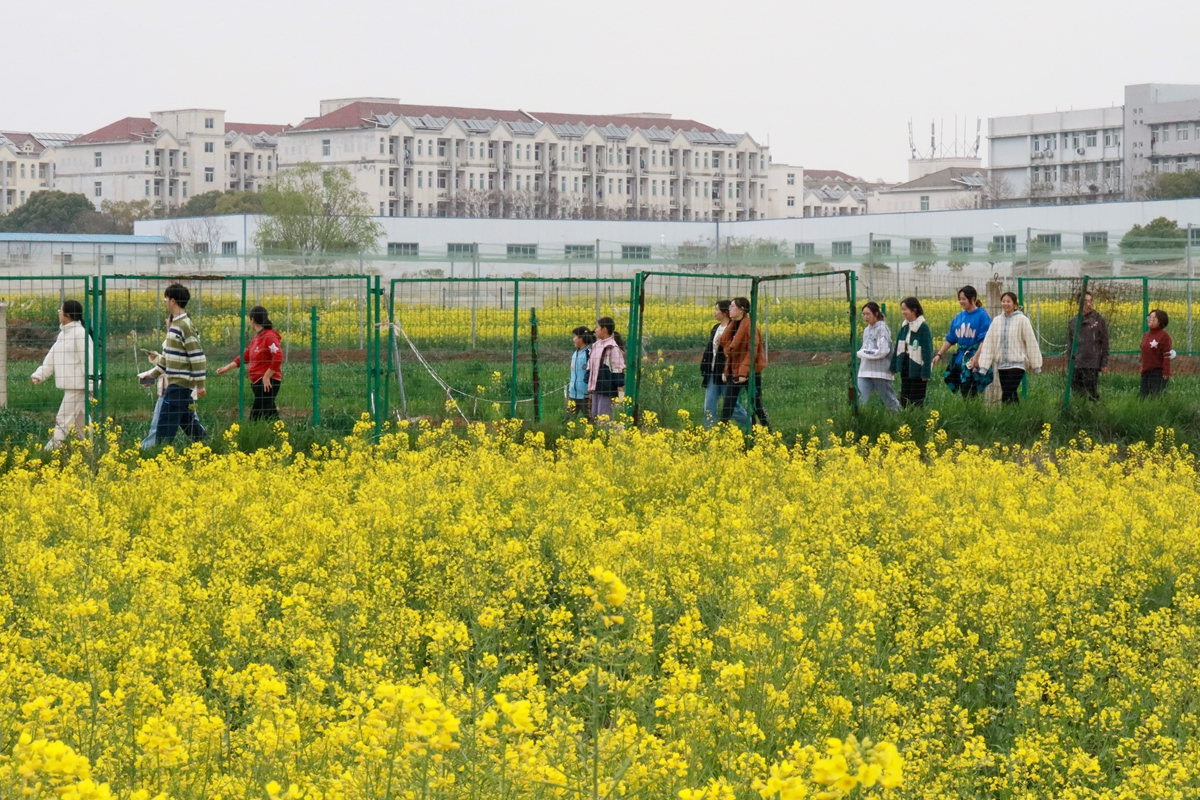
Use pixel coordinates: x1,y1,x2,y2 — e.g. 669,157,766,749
998,369,1025,404
721,374,769,427
899,375,927,408
1072,367,1100,401
1141,368,1166,397
250,377,280,421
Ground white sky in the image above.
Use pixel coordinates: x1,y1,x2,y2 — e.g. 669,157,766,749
8,0,1200,183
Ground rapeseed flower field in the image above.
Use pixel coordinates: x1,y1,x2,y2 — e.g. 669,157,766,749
1,417,1197,798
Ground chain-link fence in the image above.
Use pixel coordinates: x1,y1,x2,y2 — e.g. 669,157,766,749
386,278,635,424
631,270,856,434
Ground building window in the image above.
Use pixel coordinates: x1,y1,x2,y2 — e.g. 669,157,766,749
920,195,929,211
565,244,595,259
417,172,423,188
205,168,214,183
182,152,188,168
991,235,1016,253
832,241,852,257
950,237,974,253
94,152,102,167
1180,125,1190,142
786,196,795,207
910,238,933,255
153,182,160,197
182,181,188,198
622,245,651,260
1086,131,1097,147
1083,232,1108,251
220,241,237,256
1035,233,1062,251
786,173,795,185
204,117,214,129
507,244,537,259
447,243,478,256
322,139,332,156
438,173,447,189
93,181,102,197
437,141,446,157
204,142,214,153
871,239,892,256
652,180,657,196
795,243,815,258
145,180,150,196
388,242,419,257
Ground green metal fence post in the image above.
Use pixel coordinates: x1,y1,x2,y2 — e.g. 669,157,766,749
1018,278,1028,399
530,307,541,422
510,280,519,418
1142,277,1150,333
745,279,760,434
237,279,247,421
630,272,646,422
311,305,320,426
99,277,108,423
848,271,858,412
1062,275,1089,412
373,274,382,436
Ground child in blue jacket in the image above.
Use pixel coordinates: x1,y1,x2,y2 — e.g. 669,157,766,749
568,326,594,418
932,285,992,398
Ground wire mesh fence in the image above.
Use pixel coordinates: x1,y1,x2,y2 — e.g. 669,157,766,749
385,278,635,424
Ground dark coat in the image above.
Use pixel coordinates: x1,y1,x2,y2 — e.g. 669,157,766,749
1067,310,1110,370
701,323,730,387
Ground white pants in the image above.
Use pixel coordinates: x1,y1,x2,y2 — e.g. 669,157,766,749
47,389,87,450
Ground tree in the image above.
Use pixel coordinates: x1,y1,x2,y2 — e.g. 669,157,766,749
175,190,225,217
254,163,382,254
1120,216,1187,266
168,216,226,265
213,191,265,215
98,199,160,234
1156,170,1200,200
979,172,1014,209
0,191,94,233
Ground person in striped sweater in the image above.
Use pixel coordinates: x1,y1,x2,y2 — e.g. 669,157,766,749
142,283,207,447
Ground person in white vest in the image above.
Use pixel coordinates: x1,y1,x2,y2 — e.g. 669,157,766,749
31,299,93,449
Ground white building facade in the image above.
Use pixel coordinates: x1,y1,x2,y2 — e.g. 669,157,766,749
0,132,74,213
277,98,778,221
1125,84,1200,188
56,110,287,211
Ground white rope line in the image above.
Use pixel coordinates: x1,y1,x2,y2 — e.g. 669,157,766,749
383,323,567,420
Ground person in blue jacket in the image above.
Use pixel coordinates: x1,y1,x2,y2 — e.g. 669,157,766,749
567,325,594,418
931,285,991,398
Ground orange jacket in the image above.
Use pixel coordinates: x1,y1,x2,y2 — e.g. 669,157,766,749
718,318,767,379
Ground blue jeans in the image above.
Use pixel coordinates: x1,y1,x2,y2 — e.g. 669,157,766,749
140,393,165,449
704,378,747,428
145,385,206,447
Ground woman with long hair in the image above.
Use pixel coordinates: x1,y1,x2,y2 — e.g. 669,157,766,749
890,297,934,408
856,301,899,412
717,297,769,429
932,285,991,398
700,300,748,428
587,316,626,420
215,305,284,420
972,292,1042,404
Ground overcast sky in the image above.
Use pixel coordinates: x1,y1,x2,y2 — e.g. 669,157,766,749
8,0,1200,183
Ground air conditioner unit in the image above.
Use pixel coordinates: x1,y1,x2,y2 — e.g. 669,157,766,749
1077,147,1085,155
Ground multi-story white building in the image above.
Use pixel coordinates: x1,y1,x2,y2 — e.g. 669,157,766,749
988,84,1200,206
869,157,985,213
56,110,288,211
277,98,776,221
0,131,74,213
801,170,879,217
766,163,804,218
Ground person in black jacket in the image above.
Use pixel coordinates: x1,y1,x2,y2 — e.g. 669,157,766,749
701,300,748,428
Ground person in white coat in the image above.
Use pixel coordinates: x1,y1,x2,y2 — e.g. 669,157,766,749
856,302,900,412
971,292,1043,404
31,300,93,449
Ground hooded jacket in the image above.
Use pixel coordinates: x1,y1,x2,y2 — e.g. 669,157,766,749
975,310,1043,372
857,319,894,380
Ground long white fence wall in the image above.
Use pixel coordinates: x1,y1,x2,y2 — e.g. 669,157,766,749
135,198,1200,257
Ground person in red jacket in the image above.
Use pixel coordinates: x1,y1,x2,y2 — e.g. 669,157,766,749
1140,309,1173,398
215,306,284,419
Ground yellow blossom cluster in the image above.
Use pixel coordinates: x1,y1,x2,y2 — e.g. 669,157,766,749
0,419,1198,798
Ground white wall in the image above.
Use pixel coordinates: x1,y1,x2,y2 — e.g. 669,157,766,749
136,197,1200,259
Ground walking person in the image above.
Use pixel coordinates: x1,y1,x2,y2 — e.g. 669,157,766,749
932,285,991,398
701,300,748,428
1066,291,1109,401
566,325,594,419
890,297,933,408
587,316,626,420
30,300,92,450
972,292,1042,404
141,283,207,447
718,297,769,429
856,301,899,412
214,306,283,421
1140,309,1173,397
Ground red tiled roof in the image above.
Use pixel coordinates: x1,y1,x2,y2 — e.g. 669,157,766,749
804,170,859,182
0,131,45,154
295,102,532,131
529,111,714,132
226,122,292,136
72,117,156,144
293,101,715,133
